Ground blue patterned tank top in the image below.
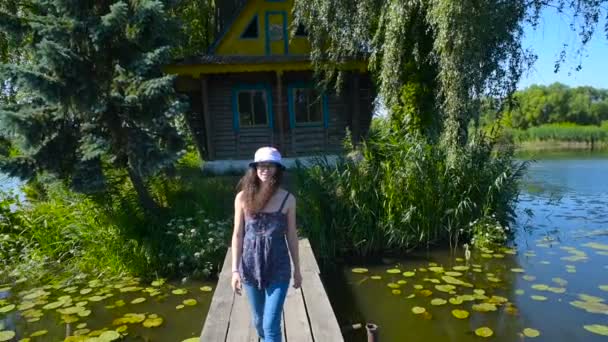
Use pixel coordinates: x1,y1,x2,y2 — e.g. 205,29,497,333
240,192,292,289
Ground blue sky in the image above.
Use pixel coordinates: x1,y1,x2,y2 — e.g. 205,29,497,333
519,7,608,90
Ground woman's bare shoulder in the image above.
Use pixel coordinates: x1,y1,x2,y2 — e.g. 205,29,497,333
235,191,245,203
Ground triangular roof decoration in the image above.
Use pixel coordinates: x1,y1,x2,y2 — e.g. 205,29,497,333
240,15,259,39
208,0,249,53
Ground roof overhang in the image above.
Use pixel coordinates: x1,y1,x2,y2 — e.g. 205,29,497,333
164,55,368,77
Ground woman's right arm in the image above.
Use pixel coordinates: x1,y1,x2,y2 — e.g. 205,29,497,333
231,192,245,294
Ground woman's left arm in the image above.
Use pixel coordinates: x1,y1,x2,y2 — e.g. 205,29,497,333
285,195,302,288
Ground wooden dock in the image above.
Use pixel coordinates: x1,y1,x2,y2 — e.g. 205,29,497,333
200,238,344,342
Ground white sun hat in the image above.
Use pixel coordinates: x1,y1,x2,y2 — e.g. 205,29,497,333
249,146,286,169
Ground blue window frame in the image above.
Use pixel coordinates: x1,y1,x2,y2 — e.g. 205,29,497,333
288,83,329,128
232,84,274,131
264,11,288,56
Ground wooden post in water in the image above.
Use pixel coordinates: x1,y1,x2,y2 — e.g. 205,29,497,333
366,323,379,342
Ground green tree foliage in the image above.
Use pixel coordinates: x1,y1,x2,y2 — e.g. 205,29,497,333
170,0,217,58
293,0,607,146
0,0,188,210
482,83,608,128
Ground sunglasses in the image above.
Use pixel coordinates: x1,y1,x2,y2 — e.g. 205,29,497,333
255,163,278,170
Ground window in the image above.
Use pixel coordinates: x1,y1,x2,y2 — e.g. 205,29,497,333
294,23,308,37
292,87,323,124
237,90,268,126
241,15,258,39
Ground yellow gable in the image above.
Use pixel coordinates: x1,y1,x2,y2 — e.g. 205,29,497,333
213,0,310,56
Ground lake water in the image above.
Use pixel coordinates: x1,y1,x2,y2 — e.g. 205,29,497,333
2,152,607,341
327,151,608,341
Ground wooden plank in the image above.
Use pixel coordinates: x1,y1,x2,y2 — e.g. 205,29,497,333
200,249,235,342
301,272,344,342
226,290,259,342
284,280,314,342
299,239,320,276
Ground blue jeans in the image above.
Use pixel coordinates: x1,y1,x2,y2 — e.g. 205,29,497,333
243,282,289,342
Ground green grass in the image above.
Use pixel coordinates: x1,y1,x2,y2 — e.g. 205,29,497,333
293,121,525,263
0,150,238,284
508,122,608,145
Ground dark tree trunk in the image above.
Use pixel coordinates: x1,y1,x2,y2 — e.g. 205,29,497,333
127,160,158,212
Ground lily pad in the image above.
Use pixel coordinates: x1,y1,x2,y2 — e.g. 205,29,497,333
113,313,146,325
99,330,121,341
172,289,188,295
143,316,164,328
430,298,447,306
78,309,92,317
0,331,15,342
151,279,166,287
510,268,525,273
531,295,547,301
183,299,197,306
435,285,456,293
583,324,608,336
370,276,382,280
452,266,469,271
531,284,549,291
599,285,608,292
451,309,469,319
419,289,433,297
522,275,536,281
442,276,473,287
583,242,608,251
387,283,400,289
30,330,48,337
472,303,497,312
351,268,368,274
386,268,401,274
449,297,463,305
570,300,608,314
444,271,462,277
552,277,568,286
391,289,402,295
200,286,213,292
0,305,15,313
182,338,200,342
487,276,501,283
578,294,603,303
523,328,540,338
402,272,416,277
547,287,566,294
176,304,185,310
475,327,493,337
131,298,146,304
411,306,426,314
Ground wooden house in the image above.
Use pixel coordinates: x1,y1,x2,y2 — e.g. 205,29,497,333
165,0,374,161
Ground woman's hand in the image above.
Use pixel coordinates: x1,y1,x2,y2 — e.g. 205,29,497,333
231,272,242,295
293,270,303,289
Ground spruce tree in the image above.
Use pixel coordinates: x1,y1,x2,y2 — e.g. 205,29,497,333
0,0,187,211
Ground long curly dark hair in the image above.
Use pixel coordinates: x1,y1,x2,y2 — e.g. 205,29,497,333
237,166,284,214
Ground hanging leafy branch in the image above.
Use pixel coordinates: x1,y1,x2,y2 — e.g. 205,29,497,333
293,0,608,146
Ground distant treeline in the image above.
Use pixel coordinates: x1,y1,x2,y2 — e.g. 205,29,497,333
482,83,608,129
